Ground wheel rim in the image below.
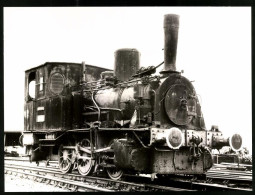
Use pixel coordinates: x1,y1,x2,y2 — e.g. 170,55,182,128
106,167,123,180
58,145,73,173
77,139,94,176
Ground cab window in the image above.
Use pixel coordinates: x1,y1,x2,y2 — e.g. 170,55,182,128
28,71,36,100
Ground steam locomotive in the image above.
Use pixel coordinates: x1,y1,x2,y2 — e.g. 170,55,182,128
22,14,242,180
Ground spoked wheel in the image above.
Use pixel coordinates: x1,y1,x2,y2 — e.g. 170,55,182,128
106,167,123,180
106,140,123,180
77,139,94,176
58,144,74,173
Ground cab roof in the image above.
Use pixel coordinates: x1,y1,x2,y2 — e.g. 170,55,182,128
25,62,111,72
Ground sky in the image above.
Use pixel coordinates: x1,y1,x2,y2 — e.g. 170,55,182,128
4,7,252,151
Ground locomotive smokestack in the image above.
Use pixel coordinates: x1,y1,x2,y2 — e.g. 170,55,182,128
114,48,140,81
163,14,179,73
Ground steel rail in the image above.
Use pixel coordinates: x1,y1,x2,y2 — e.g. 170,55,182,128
208,168,252,173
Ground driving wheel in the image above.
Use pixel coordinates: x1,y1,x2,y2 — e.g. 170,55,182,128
106,140,123,180
77,139,94,176
58,144,73,173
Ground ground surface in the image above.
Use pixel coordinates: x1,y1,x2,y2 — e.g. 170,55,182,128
5,173,69,192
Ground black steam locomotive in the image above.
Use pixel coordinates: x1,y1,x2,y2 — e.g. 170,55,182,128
22,14,242,180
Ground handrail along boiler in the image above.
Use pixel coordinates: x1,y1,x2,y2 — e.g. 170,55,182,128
22,14,242,180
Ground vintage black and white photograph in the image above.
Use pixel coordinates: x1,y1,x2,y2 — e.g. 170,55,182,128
4,7,252,192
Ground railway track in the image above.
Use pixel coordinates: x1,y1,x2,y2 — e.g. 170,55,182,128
206,167,252,182
5,158,252,191
5,167,113,192
204,164,252,189
4,162,193,192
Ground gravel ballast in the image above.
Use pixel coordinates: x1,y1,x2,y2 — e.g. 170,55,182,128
5,173,69,192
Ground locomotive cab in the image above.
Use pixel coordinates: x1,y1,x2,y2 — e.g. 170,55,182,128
24,62,83,132
23,62,110,161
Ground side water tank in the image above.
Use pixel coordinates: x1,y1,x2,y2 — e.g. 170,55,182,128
114,48,140,81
